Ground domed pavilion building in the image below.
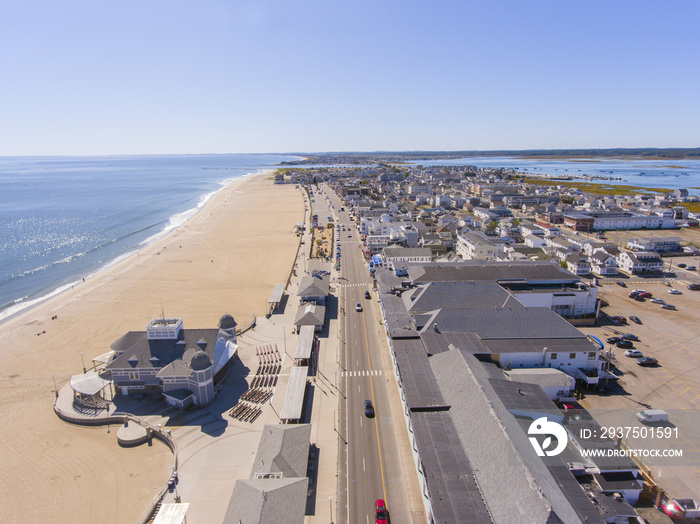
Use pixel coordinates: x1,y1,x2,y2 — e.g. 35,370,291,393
104,314,238,408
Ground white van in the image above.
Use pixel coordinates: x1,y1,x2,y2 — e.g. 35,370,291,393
636,409,668,423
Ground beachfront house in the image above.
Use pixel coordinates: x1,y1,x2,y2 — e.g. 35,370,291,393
104,314,238,408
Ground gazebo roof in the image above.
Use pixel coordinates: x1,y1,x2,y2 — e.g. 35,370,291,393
70,371,111,396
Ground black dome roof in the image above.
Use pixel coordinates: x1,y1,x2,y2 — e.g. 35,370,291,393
190,351,212,371
219,314,237,330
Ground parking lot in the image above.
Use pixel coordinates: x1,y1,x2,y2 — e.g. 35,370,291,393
578,276,700,501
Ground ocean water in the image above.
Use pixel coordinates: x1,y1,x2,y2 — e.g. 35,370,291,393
0,154,297,321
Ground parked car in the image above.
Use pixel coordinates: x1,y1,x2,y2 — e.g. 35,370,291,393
650,298,665,304
687,266,697,271
621,333,639,341
375,499,388,524
637,357,658,367
364,290,371,299
616,340,634,348
630,315,642,324
606,336,621,344
624,349,643,357
364,400,375,418
612,315,627,324
688,284,700,291
661,304,676,310
677,263,687,268
616,281,627,287
669,289,682,295
634,295,645,302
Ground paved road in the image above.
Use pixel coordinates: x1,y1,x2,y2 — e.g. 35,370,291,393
322,185,413,524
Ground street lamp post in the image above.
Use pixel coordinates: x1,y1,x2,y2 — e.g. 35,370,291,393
329,496,333,524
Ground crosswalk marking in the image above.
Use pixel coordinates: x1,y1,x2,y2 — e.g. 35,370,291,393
341,370,383,377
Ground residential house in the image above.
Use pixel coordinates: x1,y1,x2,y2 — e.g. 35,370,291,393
617,251,664,275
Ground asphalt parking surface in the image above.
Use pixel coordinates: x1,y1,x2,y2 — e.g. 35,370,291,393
578,276,700,501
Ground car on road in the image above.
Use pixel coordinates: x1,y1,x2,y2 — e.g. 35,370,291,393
661,304,676,310
616,340,634,349
621,333,639,341
669,289,682,295
637,357,658,367
606,336,621,344
364,400,374,418
624,349,643,357
650,298,665,304
375,499,388,524
356,302,362,312
364,290,371,299
616,281,627,287
630,315,642,324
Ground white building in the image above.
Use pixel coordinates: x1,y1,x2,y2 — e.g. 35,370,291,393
383,247,433,269
456,231,500,261
617,251,664,275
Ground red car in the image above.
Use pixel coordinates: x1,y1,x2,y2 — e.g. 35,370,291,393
375,499,388,524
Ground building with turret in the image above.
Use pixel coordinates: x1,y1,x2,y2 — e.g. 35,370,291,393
104,314,239,408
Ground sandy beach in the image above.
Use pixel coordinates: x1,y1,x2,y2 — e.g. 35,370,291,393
0,171,304,523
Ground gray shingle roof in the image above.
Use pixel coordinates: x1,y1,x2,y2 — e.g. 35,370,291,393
251,424,311,479
430,350,588,524
293,304,326,326
222,477,308,524
407,261,579,284
425,307,586,340
297,274,330,298
403,281,520,312
107,328,219,371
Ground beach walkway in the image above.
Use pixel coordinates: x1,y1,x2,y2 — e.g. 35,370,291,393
50,186,344,524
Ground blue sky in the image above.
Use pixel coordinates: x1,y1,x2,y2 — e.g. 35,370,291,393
1,1,698,155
